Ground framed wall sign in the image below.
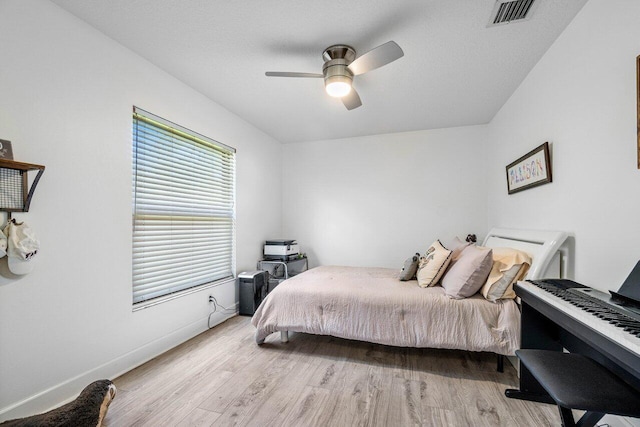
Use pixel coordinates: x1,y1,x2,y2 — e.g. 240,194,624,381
505,142,552,194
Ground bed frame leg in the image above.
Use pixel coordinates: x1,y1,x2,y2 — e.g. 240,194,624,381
280,331,289,343
497,354,504,373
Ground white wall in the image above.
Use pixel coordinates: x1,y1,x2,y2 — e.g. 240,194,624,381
0,0,282,420
487,3,640,424
486,0,640,292
3,0,639,422
283,126,488,269
285,2,640,423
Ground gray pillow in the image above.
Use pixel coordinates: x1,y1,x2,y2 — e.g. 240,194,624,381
399,252,420,281
441,245,493,299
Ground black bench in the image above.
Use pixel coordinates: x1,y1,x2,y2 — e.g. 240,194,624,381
516,349,640,427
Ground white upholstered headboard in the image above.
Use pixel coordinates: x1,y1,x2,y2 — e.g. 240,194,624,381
482,228,569,280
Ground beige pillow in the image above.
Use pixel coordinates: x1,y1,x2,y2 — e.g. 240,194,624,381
481,264,525,301
481,248,532,302
416,240,452,288
441,245,493,299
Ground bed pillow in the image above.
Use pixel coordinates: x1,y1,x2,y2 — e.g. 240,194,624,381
481,264,525,302
416,240,452,288
448,236,472,269
481,248,532,302
399,253,420,281
441,245,493,299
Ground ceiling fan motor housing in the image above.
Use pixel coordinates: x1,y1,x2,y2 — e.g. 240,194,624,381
322,45,356,63
322,45,356,96
265,40,402,109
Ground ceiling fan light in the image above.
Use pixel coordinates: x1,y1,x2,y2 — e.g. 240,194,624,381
325,75,352,98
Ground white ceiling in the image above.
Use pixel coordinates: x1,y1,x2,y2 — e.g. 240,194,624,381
51,0,587,143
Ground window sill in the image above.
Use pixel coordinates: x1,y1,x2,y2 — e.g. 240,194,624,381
132,276,236,312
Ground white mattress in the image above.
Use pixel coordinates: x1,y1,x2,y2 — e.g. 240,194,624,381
251,265,521,355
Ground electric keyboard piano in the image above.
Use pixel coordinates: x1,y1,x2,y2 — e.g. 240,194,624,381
506,278,640,403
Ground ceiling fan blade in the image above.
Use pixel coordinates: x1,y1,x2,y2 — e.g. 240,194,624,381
265,72,323,78
342,88,362,110
348,41,404,76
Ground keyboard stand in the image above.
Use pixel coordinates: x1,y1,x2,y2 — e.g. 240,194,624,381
506,280,640,406
505,301,558,404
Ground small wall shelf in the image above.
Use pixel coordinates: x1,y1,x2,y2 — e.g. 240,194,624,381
0,159,45,213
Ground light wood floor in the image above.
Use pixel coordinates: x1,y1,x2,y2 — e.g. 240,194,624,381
104,316,561,426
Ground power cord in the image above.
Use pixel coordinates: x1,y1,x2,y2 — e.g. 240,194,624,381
207,295,236,329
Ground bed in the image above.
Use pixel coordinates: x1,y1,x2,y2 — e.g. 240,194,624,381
251,228,569,356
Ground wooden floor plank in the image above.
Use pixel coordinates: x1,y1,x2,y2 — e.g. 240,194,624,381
242,361,318,427
279,385,331,427
385,377,423,426
138,370,234,427
102,316,560,426
175,408,222,427
205,356,299,426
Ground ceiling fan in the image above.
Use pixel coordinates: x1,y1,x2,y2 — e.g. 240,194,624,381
265,41,404,110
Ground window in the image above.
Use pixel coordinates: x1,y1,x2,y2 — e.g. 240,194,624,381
132,107,236,306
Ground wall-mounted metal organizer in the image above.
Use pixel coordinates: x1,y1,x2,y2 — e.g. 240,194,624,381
0,159,45,216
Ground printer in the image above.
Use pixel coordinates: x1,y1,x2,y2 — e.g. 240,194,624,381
264,239,299,261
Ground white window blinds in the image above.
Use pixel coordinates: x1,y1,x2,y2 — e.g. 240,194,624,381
132,107,236,305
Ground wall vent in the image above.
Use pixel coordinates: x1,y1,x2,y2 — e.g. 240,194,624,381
488,0,538,27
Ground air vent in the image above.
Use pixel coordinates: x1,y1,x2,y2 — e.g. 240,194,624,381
488,0,538,27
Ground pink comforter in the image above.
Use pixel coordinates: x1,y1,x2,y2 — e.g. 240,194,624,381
251,266,521,355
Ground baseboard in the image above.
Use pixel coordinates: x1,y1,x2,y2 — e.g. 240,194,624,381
0,308,237,422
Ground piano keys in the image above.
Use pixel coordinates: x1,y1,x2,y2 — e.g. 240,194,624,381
506,277,640,403
521,279,640,351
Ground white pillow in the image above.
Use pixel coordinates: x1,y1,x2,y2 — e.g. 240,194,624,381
416,240,452,288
